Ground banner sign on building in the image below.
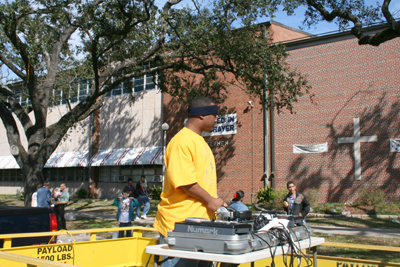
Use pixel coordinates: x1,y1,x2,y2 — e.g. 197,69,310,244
293,143,328,154
202,114,237,137
390,139,400,152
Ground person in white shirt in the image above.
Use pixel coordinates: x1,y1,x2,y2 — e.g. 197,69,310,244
113,189,139,238
31,184,42,207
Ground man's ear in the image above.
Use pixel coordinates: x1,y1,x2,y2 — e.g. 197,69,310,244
198,115,205,120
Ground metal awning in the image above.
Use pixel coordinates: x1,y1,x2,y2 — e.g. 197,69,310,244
89,146,163,166
0,146,163,169
44,151,89,168
0,156,19,169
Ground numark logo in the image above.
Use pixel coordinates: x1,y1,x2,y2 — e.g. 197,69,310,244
187,225,219,235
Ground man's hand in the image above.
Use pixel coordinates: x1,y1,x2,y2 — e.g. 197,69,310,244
180,183,227,212
206,197,227,211
283,201,289,208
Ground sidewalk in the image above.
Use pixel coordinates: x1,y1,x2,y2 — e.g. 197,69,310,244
311,225,400,239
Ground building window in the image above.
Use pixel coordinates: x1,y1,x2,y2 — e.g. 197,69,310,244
68,82,78,104
97,165,161,182
3,170,9,181
79,80,89,102
16,171,23,181
133,72,156,93
76,168,86,182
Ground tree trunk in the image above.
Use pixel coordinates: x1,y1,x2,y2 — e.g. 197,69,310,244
22,157,45,207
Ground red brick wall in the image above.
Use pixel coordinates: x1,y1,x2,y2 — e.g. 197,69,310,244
269,23,310,42
277,37,400,202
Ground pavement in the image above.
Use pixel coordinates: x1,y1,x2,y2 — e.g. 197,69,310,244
56,211,400,243
311,225,400,239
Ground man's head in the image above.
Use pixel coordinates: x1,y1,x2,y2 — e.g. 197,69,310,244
287,181,296,195
128,178,133,185
141,175,146,183
43,181,50,188
60,183,66,192
122,189,130,199
187,96,218,133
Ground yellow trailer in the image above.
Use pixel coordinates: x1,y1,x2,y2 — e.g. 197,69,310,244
0,227,399,267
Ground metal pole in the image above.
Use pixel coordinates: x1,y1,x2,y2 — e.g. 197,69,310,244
263,25,269,189
162,129,166,190
251,104,254,203
161,123,169,190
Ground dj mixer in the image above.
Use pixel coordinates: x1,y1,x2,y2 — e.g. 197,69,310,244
163,208,313,255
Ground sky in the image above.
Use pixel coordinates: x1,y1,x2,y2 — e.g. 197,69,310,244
263,0,400,35
1,0,399,83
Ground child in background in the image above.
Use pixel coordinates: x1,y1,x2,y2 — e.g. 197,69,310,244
113,189,139,238
51,188,61,207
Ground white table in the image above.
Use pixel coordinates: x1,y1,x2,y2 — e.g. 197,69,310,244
146,236,325,267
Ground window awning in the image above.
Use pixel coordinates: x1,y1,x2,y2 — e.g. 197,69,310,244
44,151,89,168
0,146,163,170
0,156,19,169
89,146,163,166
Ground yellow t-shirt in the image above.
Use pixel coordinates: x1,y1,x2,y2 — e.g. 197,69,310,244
154,127,217,237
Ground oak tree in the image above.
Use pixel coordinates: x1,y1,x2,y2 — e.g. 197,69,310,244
0,0,311,205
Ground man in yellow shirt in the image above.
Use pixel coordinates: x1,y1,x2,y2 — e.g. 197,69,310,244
154,96,226,267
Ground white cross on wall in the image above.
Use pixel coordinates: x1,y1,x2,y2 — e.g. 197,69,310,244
337,118,377,180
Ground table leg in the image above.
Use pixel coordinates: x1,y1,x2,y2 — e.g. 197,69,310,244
219,263,239,267
311,246,317,267
153,255,159,267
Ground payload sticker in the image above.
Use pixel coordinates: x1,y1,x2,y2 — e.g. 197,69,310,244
36,245,73,262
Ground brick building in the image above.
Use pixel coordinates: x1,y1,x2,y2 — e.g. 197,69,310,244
163,22,400,203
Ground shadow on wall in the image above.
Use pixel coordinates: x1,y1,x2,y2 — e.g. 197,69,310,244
163,97,237,183
99,91,163,149
289,91,400,202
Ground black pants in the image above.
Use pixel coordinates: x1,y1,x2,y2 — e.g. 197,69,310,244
55,204,66,230
118,222,132,238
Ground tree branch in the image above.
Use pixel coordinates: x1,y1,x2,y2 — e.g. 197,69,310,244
305,0,400,46
0,100,26,156
0,51,26,80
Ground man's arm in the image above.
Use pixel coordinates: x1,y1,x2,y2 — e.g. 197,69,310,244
180,183,226,211
56,192,69,205
301,194,311,217
46,190,51,205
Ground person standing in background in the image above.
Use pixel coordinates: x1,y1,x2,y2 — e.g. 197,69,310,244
37,181,51,207
283,181,310,219
31,184,42,207
123,178,136,198
55,183,70,230
136,175,151,219
113,189,139,237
